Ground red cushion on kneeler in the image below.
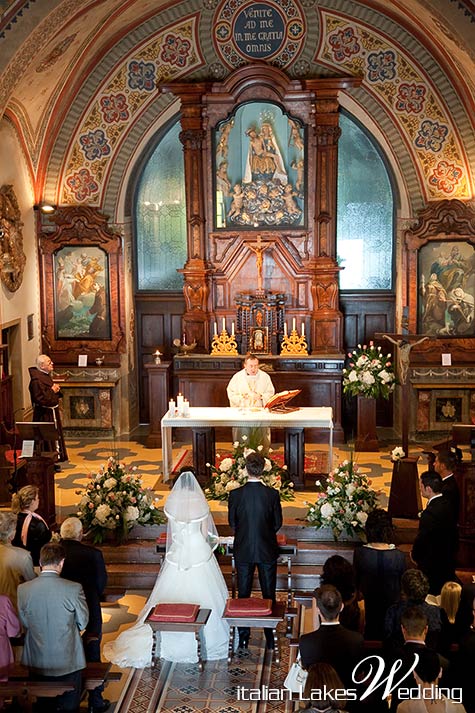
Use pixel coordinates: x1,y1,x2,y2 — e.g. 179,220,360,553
148,603,199,622
156,532,167,544
224,597,273,617
276,534,287,545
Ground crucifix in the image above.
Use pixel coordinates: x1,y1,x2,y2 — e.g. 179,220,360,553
378,333,430,520
381,333,429,456
248,234,272,295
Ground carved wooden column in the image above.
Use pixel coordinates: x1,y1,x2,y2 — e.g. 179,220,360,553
161,83,212,350
305,79,361,354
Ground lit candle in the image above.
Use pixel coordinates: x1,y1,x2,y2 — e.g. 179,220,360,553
231,322,235,336
222,317,226,332
284,323,287,336
292,318,296,332
214,322,218,336
301,322,305,337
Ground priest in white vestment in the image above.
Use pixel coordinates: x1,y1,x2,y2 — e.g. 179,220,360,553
227,354,275,451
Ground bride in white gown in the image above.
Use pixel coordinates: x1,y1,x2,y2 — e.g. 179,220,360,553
103,471,230,667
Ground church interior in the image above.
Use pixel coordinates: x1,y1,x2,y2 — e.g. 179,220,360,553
1,0,475,710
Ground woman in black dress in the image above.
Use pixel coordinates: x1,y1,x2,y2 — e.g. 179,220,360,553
11,485,51,567
353,508,407,639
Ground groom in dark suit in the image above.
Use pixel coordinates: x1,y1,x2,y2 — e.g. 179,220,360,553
228,452,283,649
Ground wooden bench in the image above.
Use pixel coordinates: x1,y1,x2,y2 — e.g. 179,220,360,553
0,661,121,709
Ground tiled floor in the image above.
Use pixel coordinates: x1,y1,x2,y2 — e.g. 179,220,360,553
53,432,433,712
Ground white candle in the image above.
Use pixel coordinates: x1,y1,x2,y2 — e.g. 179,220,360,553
284,323,287,336
231,322,235,336
222,317,226,332
301,322,305,337
292,318,296,332
214,322,218,335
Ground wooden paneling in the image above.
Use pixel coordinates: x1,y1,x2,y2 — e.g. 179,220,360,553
136,296,184,422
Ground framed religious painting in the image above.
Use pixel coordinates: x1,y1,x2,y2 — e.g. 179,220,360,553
39,206,125,355
213,101,306,230
417,239,475,337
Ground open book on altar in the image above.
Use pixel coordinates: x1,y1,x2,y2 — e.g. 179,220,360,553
264,389,301,413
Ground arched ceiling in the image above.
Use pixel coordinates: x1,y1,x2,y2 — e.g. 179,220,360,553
1,0,474,218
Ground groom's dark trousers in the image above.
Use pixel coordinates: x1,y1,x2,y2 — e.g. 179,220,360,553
228,480,283,647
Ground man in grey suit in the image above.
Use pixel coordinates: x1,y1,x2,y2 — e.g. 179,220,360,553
18,542,89,712
228,452,283,649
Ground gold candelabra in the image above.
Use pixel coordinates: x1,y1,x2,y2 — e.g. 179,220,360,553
280,328,308,355
210,329,239,355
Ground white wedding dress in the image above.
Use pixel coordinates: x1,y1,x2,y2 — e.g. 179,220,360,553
103,472,230,667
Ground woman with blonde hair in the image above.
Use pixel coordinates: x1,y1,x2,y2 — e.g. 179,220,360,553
439,581,462,624
11,485,51,566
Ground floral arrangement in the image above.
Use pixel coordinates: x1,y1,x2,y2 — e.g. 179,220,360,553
75,457,165,543
391,446,405,461
205,434,295,501
342,341,396,400
305,459,379,539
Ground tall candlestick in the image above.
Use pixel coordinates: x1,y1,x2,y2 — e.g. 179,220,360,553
284,323,287,336
231,322,235,336
222,317,226,332
292,318,296,332
214,322,218,336
301,322,305,337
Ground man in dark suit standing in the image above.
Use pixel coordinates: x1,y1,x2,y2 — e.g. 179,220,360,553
228,452,282,649
434,449,460,522
28,354,68,463
60,516,109,713
412,471,458,595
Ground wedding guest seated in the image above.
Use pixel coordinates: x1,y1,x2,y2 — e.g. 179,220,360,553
454,596,475,713
432,581,462,647
396,647,465,713
353,509,407,640
0,511,35,611
11,485,51,567
299,584,364,690
299,662,348,713
320,555,361,633
389,606,449,711
454,582,475,637
384,569,444,655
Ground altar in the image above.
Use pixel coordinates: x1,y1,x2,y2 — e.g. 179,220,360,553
161,406,333,489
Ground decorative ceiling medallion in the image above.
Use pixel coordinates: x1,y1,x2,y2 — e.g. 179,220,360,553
214,0,305,69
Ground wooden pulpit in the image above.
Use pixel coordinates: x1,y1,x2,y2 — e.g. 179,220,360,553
15,422,59,527
388,456,422,519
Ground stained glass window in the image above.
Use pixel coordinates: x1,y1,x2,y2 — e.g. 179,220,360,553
135,121,187,291
337,113,394,290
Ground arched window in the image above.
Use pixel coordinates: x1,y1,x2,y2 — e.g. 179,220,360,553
337,112,394,290
135,120,187,291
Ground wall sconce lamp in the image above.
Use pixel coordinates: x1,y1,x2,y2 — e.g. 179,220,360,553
33,203,57,214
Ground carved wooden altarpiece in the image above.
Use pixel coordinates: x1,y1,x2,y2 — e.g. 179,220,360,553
161,64,361,355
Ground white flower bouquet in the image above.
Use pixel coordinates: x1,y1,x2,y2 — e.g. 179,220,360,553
343,341,396,399
75,457,165,543
205,434,295,501
391,446,406,461
305,459,379,539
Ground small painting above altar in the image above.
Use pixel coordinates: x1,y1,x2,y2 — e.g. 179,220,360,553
214,102,305,229
418,239,475,336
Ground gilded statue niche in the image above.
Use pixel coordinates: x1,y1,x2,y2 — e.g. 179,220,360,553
0,185,26,292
